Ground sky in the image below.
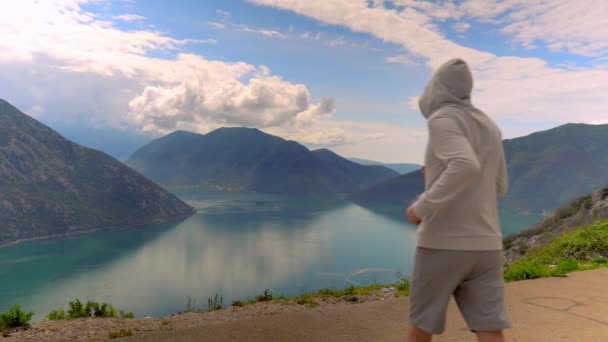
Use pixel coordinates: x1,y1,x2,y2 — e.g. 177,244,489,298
1,0,608,163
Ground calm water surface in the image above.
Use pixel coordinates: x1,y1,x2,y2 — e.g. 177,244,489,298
0,194,540,320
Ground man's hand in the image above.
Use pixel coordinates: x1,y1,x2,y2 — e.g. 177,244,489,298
406,206,421,225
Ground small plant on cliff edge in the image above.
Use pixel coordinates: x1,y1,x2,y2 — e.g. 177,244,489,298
0,305,35,331
207,294,223,311
255,289,273,302
185,296,197,312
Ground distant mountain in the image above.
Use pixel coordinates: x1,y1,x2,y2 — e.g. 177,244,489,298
347,157,421,174
501,123,608,213
350,123,608,213
349,170,424,206
126,128,399,195
0,99,194,246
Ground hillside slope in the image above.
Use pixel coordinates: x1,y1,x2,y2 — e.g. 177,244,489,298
504,184,608,263
0,99,194,245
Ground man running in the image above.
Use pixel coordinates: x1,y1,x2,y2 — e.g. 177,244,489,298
406,58,510,342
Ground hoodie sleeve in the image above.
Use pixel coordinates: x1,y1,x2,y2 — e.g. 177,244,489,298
496,143,509,197
412,115,481,219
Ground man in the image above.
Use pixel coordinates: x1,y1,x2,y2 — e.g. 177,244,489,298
405,58,510,342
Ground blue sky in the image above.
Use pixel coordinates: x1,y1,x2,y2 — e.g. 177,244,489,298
1,0,607,163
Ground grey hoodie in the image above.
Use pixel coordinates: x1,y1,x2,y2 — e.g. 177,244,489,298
412,59,508,251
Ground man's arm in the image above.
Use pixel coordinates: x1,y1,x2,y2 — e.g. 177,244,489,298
411,116,481,219
497,144,508,197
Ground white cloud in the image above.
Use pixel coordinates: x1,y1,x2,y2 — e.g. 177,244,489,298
326,36,346,47
0,0,337,141
248,0,608,125
385,55,418,66
216,9,232,19
113,14,145,22
453,21,470,32
238,24,287,39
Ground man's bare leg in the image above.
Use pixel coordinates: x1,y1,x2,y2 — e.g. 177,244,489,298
407,324,432,342
476,330,505,342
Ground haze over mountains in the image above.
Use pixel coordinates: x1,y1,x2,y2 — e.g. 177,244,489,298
351,123,608,214
126,128,399,195
0,99,193,245
347,158,421,174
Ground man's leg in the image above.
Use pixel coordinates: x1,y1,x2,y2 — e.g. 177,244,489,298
476,330,505,342
407,324,432,342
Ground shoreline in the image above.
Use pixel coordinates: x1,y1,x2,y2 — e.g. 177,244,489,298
0,209,195,249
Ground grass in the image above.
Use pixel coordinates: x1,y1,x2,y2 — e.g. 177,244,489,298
108,328,133,338
504,220,608,282
207,294,223,311
0,305,35,331
185,296,197,312
46,299,134,320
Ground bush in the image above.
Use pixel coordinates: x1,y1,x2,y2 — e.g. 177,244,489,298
207,294,223,311
504,261,550,281
395,274,411,297
48,299,128,320
255,289,273,302
551,258,579,277
592,257,608,265
231,300,244,307
0,305,35,331
108,329,133,338
185,297,196,312
47,309,67,320
119,310,135,319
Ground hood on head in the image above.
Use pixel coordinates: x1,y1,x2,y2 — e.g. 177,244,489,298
418,58,473,119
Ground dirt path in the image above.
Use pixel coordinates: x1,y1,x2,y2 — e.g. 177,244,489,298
126,268,608,342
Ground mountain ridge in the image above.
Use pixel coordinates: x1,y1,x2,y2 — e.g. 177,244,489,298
126,128,400,195
350,123,608,213
0,98,194,246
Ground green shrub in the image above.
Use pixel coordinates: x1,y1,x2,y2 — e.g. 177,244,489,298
592,257,608,265
295,295,317,307
185,296,196,312
551,258,579,277
504,261,550,281
395,274,411,297
47,309,67,320
255,289,273,302
231,300,244,307
207,294,223,311
68,299,85,318
0,305,35,331
48,299,127,320
119,310,135,319
108,329,133,338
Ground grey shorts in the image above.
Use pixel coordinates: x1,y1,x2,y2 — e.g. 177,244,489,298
409,247,511,335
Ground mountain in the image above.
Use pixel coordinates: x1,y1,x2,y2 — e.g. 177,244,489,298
347,157,421,174
501,123,608,213
350,123,608,213
349,169,424,206
0,99,194,246
126,128,399,195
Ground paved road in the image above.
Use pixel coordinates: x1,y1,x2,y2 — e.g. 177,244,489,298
127,268,608,341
